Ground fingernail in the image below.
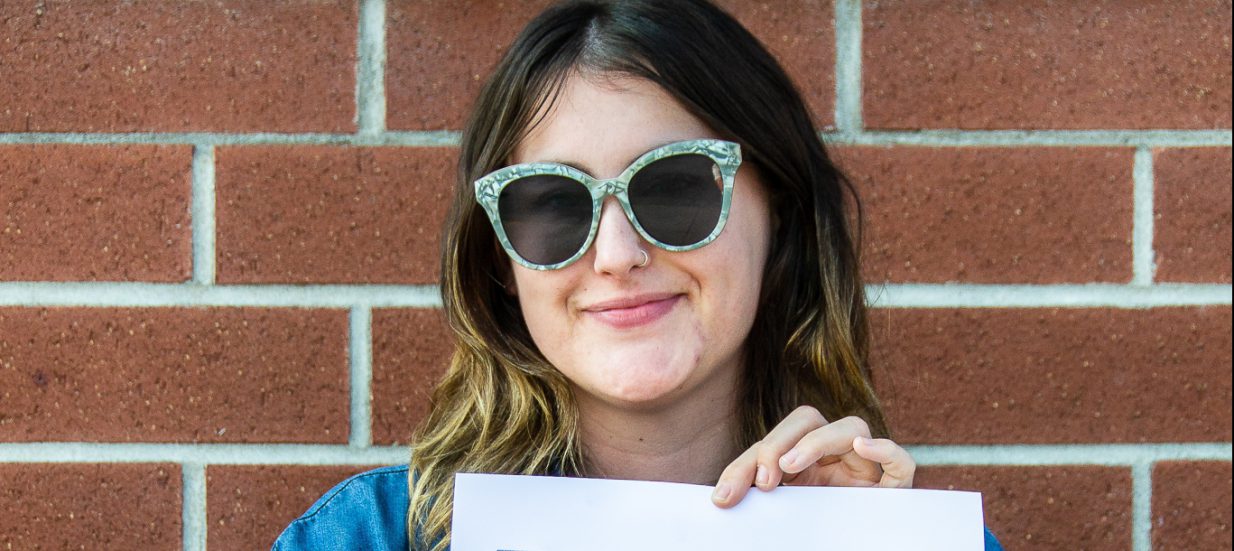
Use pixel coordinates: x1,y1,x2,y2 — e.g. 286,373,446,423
712,484,731,503
755,464,769,487
855,436,871,447
780,449,799,470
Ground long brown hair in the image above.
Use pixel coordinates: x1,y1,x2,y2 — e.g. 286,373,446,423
409,1,888,548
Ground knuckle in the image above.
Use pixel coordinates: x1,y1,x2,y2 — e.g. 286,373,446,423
718,463,747,483
842,415,870,435
794,405,824,422
743,441,763,459
799,426,827,447
903,455,917,471
756,442,781,463
747,444,766,461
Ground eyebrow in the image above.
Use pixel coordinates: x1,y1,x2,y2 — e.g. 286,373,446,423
540,139,682,175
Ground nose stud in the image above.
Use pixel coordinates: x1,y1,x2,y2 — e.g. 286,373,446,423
637,249,650,268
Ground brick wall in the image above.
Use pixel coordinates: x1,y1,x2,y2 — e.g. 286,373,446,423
0,1,1229,550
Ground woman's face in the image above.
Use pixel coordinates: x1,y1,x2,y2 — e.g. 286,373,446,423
508,73,773,412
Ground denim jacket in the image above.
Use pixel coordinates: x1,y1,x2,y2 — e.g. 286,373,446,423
272,465,1005,550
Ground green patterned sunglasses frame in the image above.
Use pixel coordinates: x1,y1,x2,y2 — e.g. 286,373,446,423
473,139,743,270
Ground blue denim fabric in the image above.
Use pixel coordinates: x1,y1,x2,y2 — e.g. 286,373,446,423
272,466,1005,550
272,465,410,551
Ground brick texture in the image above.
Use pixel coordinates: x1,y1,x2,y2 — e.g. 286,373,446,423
0,463,181,550
864,0,1233,130
371,308,453,445
917,465,1132,551
0,2,1228,550
712,0,834,128
0,144,191,282
208,465,376,551
0,307,349,443
1154,147,1234,283
1152,461,1233,550
215,146,454,284
386,0,834,130
386,0,554,131
871,307,1232,444
0,1,356,132
836,146,1134,283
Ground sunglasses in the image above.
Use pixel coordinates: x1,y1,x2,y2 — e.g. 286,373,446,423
474,139,742,270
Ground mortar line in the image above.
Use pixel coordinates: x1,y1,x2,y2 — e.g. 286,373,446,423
0,131,460,146
0,283,443,307
0,442,1227,465
1131,461,1153,551
864,283,1230,308
1,129,1229,147
356,0,387,135
821,129,1233,147
833,0,862,133
1133,148,1156,286
190,145,216,285
0,282,1229,308
349,306,374,448
906,443,1231,466
182,462,207,551
0,443,410,464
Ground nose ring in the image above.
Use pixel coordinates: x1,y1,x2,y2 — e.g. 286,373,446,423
637,249,650,268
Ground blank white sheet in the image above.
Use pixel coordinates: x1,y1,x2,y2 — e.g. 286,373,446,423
452,473,984,551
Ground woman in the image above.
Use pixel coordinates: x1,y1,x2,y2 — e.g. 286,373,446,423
275,1,1003,549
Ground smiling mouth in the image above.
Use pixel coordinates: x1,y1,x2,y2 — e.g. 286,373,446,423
583,294,683,329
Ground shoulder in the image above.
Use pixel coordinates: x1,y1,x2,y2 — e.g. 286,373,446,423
271,465,410,551
984,526,1004,551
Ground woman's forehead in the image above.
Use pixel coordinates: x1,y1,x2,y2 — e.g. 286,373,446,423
510,73,715,172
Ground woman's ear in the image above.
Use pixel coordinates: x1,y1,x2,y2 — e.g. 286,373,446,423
489,236,519,296
766,183,784,236
492,262,518,297
505,273,518,297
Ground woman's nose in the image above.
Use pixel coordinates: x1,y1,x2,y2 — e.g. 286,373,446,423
591,197,647,275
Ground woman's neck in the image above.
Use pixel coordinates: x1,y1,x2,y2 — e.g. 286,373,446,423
573,366,743,486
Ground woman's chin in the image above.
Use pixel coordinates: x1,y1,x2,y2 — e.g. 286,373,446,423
586,359,699,410
551,333,709,411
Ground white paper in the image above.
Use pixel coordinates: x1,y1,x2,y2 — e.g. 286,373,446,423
452,473,984,551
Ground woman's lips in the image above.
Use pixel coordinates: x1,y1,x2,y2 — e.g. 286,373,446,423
583,294,683,329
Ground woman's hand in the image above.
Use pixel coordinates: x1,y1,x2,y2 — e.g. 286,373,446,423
711,406,915,508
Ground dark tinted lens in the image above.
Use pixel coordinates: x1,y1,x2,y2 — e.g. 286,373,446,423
628,154,723,246
497,175,593,265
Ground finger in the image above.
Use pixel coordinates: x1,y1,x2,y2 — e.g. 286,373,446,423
753,406,829,490
778,416,873,476
853,437,916,488
712,444,759,509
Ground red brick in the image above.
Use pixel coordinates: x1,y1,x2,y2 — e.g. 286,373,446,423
215,146,454,284
371,308,452,445
0,1,355,132
917,465,1132,551
0,463,180,550
1154,147,1233,283
0,307,348,443
1153,461,1233,550
0,144,191,282
836,146,1134,283
385,0,554,131
864,0,1233,130
386,0,834,130
712,0,835,129
871,307,1232,444
208,465,376,551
